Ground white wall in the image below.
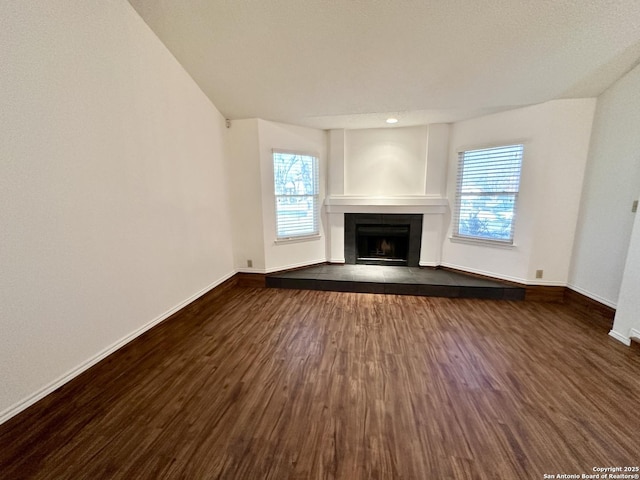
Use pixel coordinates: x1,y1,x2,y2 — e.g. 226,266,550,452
225,119,328,273
225,119,266,272
0,0,235,422
442,99,596,285
425,123,450,197
610,210,640,343
569,63,640,308
344,126,428,196
325,125,450,265
257,120,328,272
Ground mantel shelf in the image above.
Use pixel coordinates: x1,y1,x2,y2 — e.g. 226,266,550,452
324,196,449,215
325,195,448,207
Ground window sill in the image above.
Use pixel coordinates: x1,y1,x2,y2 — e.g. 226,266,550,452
449,236,516,249
274,234,322,245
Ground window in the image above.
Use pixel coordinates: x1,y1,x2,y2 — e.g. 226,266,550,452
453,144,524,244
273,151,319,239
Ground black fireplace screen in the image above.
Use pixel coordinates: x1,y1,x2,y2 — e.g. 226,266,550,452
344,214,423,267
356,225,410,265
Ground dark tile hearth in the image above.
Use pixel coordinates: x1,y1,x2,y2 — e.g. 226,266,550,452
266,264,525,300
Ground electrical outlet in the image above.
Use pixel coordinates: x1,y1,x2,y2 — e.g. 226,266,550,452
247,259,253,268
535,269,543,279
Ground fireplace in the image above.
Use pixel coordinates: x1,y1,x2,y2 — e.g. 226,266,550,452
356,224,410,265
344,213,423,267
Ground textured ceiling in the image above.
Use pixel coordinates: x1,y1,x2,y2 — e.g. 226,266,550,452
128,0,640,129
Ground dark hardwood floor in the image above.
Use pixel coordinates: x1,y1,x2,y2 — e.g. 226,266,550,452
1,285,639,479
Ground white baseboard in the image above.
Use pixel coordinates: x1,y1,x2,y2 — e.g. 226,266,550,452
630,329,640,341
264,259,327,274
419,261,439,267
566,283,617,309
236,267,265,274
524,279,567,287
0,270,236,426
439,262,528,285
329,258,345,264
237,259,329,275
440,263,574,287
609,329,631,346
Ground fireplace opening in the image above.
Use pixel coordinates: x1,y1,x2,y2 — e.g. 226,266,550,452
356,224,409,266
344,213,423,267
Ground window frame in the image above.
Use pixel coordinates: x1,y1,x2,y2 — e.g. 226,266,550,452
272,150,320,241
452,143,524,246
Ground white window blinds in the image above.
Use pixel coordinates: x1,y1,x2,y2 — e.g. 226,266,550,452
453,144,524,244
273,151,319,239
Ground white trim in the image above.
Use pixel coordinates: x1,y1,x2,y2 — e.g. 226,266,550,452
440,262,528,285
609,329,631,346
237,259,329,275
329,258,346,264
452,144,524,246
274,234,322,244
273,151,320,241
524,279,567,287
325,195,448,207
630,329,640,342
440,263,576,287
272,148,320,158
455,139,531,155
419,261,440,267
326,204,447,215
566,283,618,309
449,236,516,249
264,259,328,274
0,270,236,426
324,196,448,215
236,267,265,274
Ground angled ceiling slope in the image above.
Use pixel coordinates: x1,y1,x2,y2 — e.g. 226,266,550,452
128,0,640,129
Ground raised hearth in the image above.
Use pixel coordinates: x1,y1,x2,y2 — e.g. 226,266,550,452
266,264,526,300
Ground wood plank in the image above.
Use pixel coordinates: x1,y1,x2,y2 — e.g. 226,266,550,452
1,287,638,479
524,285,565,302
235,272,266,288
564,287,616,321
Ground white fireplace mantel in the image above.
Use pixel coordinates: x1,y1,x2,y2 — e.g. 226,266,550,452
324,195,449,214
324,195,450,265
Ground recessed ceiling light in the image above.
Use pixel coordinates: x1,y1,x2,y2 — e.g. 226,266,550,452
386,117,398,124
